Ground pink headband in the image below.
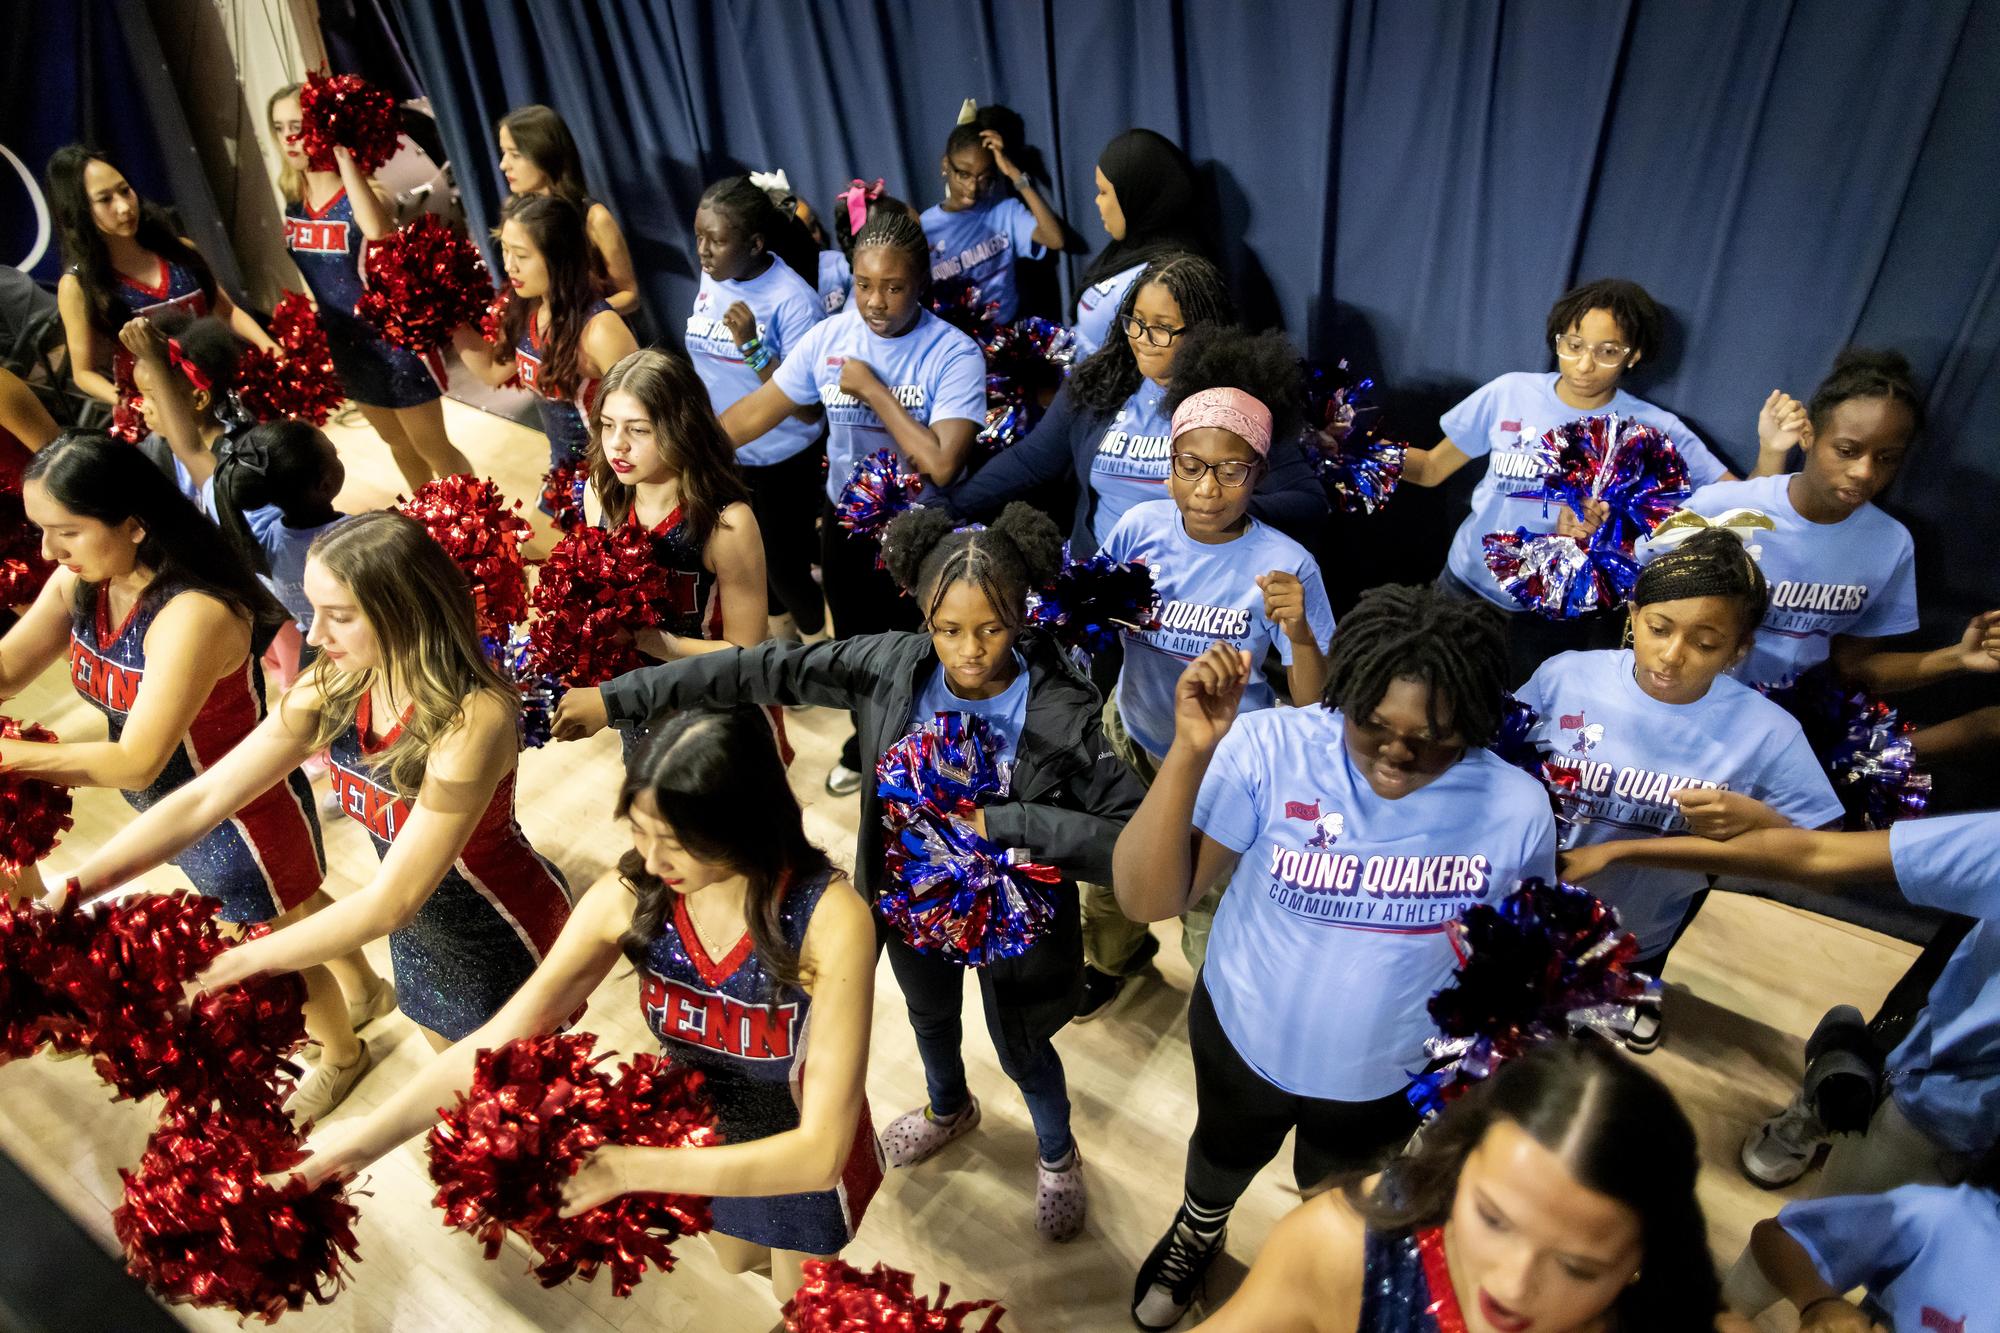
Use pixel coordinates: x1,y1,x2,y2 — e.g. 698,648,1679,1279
1170,387,1272,457
838,177,884,237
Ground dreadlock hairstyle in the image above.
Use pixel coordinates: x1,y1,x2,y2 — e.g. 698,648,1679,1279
880,502,1064,632
696,174,822,290
495,192,606,400
1806,347,1925,438
1067,252,1237,414
1545,278,1664,367
497,104,593,207
47,145,217,338
1321,584,1510,747
1631,527,1768,641
1163,324,1307,445
586,348,751,545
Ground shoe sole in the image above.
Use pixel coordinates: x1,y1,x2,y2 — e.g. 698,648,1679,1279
1738,1138,1824,1189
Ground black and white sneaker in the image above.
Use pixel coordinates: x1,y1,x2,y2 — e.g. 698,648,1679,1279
1131,1217,1224,1329
824,762,864,797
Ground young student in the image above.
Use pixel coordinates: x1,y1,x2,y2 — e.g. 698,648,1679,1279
1664,350,2000,691
1111,585,1557,1330
1072,129,1206,361
1558,814,2000,1316
1514,528,1844,1050
753,168,853,314
684,177,828,638
716,208,986,796
114,313,246,514
1077,327,1336,1019
930,253,1328,554
4,432,375,1117
286,704,880,1304
60,510,574,1117
553,504,1146,1242
46,144,278,411
456,193,639,477
824,181,917,316
920,110,1066,324
1404,279,1742,683
268,86,472,488
496,104,640,316
1193,1041,1748,1333
1745,1152,2000,1332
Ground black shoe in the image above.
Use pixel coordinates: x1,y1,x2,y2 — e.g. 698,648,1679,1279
1623,1007,1662,1055
1075,934,1160,1023
1131,1218,1224,1329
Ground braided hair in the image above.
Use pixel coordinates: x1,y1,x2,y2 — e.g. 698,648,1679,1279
1806,347,1925,437
880,502,1064,632
831,190,914,260
1322,584,1510,746
850,207,931,290
696,174,821,289
1631,527,1767,639
1067,252,1237,414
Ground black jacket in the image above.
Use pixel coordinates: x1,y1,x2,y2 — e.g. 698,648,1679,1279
599,631,1146,898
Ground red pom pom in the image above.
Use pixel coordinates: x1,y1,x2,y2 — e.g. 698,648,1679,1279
0,715,73,869
296,70,401,175
354,215,495,355
0,478,55,609
0,894,92,1062
540,456,589,533
116,1101,362,1322
234,292,345,426
398,476,534,639
785,1259,1007,1332
526,524,681,685
426,1033,718,1296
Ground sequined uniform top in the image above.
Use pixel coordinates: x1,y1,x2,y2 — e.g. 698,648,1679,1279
637,867,883,1253
283,188,443,409
1358,1227,1469,1333
324,690,573,1040
68,584,324,922
516,298,612,465
101,255,211,404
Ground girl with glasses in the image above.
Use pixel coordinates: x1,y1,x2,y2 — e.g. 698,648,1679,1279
920,106,1066,324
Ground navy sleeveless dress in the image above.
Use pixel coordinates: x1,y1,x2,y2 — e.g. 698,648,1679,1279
517,298,612,468
1357,1227,1468,1332
324,691,574,1039
637,868,883,1253
69,585,324,922
283,187,443,408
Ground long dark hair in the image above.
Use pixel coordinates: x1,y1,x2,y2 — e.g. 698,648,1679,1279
498,104,592,206
47,145,216,337
587,349,751,545
880,502,1064,631
1076,128,1207,297
497,193,606,400
697,174,822,291
616,704,833,1000
1323,584,1510,747
23,430,288,652
1067,252,1236,414
1353,1041,1721,1333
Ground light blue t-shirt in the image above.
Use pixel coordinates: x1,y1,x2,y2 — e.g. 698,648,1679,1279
908,651,1031,765
1086,379,1174,545
769,306,987,503
1071,261,1145,361
1104,500,1335,762
248,508,343,633
1886,812,2000,1155
1780,1183,2000,1332
1441,372,1731,609
685,258,826,467
920,196,1044,324
1516,649,1843,952
1664,472,1921,688
817,250,850,314
1194,706,1558,1099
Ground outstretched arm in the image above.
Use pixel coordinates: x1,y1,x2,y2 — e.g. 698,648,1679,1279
1559,826,1894,889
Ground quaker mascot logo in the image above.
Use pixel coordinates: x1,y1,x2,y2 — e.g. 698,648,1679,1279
1285,799,1344,850
1560,711,1605,757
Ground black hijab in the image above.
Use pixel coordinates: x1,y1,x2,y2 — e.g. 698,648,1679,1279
1076,129,1207,299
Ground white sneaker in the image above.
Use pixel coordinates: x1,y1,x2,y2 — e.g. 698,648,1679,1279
824,763,864,797
287,1040,372,1127
1740,1093,1829,1188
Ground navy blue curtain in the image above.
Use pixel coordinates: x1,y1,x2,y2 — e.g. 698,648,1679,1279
387,0,2000,652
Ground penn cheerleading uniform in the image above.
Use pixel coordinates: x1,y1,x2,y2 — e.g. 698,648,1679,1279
100,255,211,415
69,585,324,923
517,299,612,468
283,188,443,408
637,866,883,1252
324,692,573,1040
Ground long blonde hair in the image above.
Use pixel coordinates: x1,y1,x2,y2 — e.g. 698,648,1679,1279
267,82,306,205
304,512,517,798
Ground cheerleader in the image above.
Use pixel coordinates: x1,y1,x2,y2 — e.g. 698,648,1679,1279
290,704,880,1303
1514,528,1844,1049
5,432,375,1118
554,504,1147,1242
921,107,1066,323
684,177,828,638
1194,1042,1748,1333
267,85,472,488
716,208,986,795
457,194,639,479
496,104,641,316
59,510,573,1116
1112,585,1556,1329
1072,129,1207,361
46,145,277,411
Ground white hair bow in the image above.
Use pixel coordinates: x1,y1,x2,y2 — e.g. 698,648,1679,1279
748,169,792,195
1638,507,1776,563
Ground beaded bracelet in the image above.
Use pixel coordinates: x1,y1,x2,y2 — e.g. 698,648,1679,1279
741,337,774,373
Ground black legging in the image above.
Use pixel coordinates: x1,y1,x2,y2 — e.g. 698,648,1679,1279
742,441,829,634
818,494,920,770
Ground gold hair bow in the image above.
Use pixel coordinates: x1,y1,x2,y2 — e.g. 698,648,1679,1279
1639,507,1776,562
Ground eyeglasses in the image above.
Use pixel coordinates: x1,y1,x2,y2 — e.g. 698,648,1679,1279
1119,314,1188,348
1170,453,1256,488
1553,334,1633,368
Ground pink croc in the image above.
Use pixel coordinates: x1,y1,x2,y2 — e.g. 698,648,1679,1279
880,1097,981,1168
1035,1148,1087,1242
